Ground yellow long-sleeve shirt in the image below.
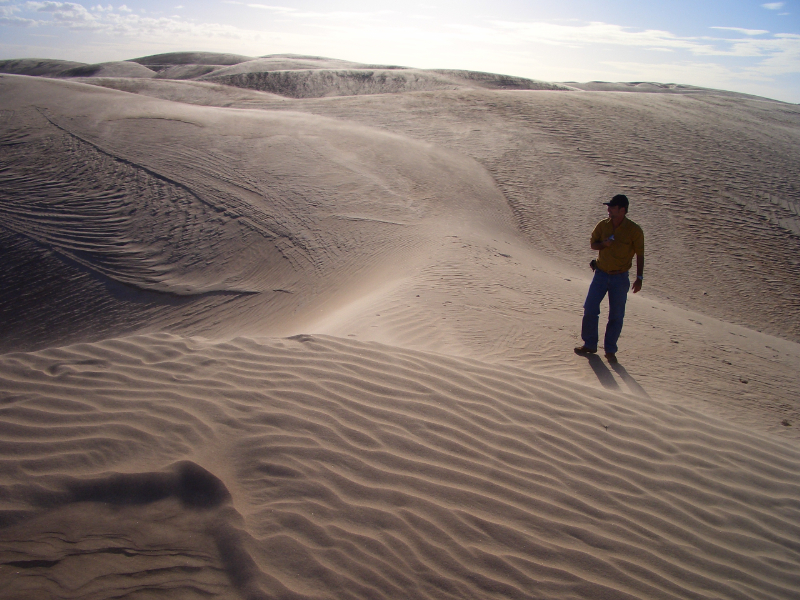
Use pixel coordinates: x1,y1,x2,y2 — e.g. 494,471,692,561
591,217,644,273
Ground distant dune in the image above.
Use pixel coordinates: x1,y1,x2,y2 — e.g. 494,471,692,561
202,68,568,99
0,58,85,77
58,60,157,79
130,51,254,67
1,53,799,600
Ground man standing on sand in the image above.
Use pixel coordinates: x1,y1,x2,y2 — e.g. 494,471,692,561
575,194,644,363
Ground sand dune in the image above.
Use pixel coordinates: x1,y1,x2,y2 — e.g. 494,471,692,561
131,52,257,81
1,55,799,599
130,51,254,67
0,59,156,79
198,55,395,76
200,63,567,98
75,78,292,106
561,81,781,101
1,334,798,599
56,61,157,79
0,59,86,77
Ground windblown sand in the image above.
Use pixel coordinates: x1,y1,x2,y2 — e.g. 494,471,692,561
1,54,799,599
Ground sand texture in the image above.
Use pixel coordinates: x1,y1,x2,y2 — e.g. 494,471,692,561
1,55,799,599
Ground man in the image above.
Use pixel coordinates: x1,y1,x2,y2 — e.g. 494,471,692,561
575,194,644,363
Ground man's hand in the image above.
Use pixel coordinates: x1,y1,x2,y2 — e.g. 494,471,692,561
590,238,614,251
631,278,642,294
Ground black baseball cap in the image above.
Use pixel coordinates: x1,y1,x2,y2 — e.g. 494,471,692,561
604,194,629,209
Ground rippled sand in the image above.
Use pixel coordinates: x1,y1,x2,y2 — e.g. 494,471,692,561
1,55,799,599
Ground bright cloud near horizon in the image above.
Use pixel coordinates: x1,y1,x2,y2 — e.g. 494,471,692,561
1,0,799,102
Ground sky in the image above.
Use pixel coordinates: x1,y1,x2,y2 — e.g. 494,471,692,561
1,1,799,102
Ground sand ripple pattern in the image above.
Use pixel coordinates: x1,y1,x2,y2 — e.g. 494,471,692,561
1,334,798,599
0,107,265,296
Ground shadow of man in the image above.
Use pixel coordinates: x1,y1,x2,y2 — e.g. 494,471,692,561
576,353,619,390
610,362,651,399
574,353,651,399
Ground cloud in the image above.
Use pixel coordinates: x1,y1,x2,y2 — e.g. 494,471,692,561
488,20,711,52
481,19,800,72
0,1,35,24
0,15,36,26
0,2,265,42
8,2,216,35
710,26,769,36
745,33,800,75
709,32,800,65
234,2,398,24
27,1,101,29
602,59,751,83
762,2,785,9
246,3,295,12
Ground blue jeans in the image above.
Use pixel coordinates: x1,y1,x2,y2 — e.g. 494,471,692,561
581,270,630,354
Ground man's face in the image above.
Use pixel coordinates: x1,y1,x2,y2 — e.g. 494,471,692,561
607,204,625,220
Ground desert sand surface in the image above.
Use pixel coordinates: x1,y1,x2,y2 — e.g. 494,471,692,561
1,53,799,599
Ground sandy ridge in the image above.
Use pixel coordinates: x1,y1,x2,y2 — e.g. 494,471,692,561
0,333,798,599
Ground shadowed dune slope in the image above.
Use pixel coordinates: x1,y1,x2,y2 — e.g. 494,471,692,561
0,74,514,352
430,69,569,91
201,68,468,98
0,59,156,79
131,51,258,81
130,51,255,67
0,334,798,600
56,61,156,79
130,53,391,82
74,76,292,105
201,66,568,98
203,55,399,76
0,59,85,77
